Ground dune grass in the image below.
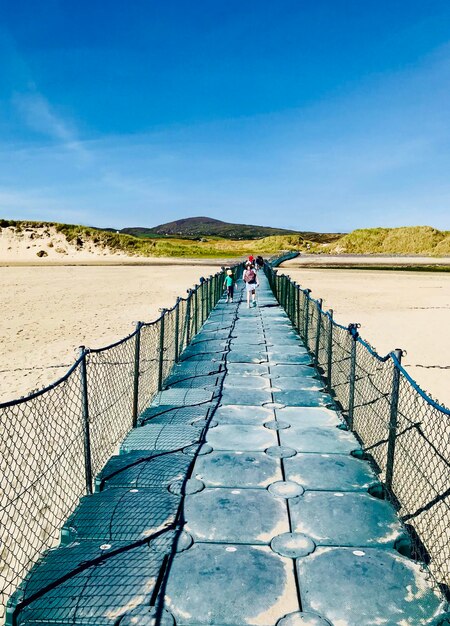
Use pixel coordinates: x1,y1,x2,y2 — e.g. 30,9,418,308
329,226,450,256
1,220,449,258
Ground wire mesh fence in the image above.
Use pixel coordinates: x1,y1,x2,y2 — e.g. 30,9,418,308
266,263,450,599
0,266,234,624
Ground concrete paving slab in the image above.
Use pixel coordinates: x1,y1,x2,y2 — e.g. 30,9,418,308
164,543,299,625
214,405,275,425
284,453,378,491
206,424,278,451
297,547,447,625
184,488,289,543
289,491,404,547
193,451,282,487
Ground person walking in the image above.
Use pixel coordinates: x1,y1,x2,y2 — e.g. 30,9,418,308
224,269,234,303
243,262,259,307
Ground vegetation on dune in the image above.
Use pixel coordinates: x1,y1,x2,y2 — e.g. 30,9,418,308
1,220,449,258
328,226,450,256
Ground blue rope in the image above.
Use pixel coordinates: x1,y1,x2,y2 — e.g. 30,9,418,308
391,352,450,415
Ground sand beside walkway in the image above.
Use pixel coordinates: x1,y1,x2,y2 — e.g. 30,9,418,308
0,263,220,403
280,263,450,407
1,260,449,408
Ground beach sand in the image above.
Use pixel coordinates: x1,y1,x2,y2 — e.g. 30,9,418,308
0,262,223,403
280,260,450,407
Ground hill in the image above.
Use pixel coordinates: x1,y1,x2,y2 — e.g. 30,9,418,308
1,220,449,260
121,216,341,243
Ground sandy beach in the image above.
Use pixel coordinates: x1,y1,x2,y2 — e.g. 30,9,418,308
0,262,223,403
280,260,450,407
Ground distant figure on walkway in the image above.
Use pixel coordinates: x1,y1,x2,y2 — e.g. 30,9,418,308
243,262,259,308
248,254,254,264
224,269,234,303
255,255,264,270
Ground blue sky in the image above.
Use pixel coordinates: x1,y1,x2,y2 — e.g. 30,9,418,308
0,1,449,232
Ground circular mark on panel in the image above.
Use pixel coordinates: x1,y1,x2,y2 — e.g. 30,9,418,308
271,532,316,558
277,612,332,626
168,478,205,495
183,444,213,456
353,550,366,556
265,446,297,459
268,480,304,498
191,417,207,426
175,531,194,553
264,420,290,431
225,546,237,552
262,402,286,409
100,544,112,551
118,607,175,626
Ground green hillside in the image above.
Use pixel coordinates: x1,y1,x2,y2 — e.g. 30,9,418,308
122,216,341,243
1,220,449,258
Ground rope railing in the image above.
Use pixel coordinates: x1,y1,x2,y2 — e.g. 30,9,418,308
0,263,243,624
265,264,450,599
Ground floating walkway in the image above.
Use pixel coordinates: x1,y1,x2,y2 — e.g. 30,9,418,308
7,273,448,625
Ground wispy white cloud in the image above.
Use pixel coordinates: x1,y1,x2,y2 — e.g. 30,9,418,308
12,91,91,164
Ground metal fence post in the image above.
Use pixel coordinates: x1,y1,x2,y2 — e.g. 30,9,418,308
296,286,301,333
284,276,288,310
174,299,180,364
327,309,333,392
304,290,311,346
208,276,213,314
193,285,199,335
290,281,294,320
157,310,166,391
78,347,93,495
314,299,323,364
385,349,403,492
202,279,206,323
185,290,192,346
132,322,142,427
347,324,359,430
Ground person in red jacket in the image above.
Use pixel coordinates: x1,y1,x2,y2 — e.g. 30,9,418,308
243,262,259,307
